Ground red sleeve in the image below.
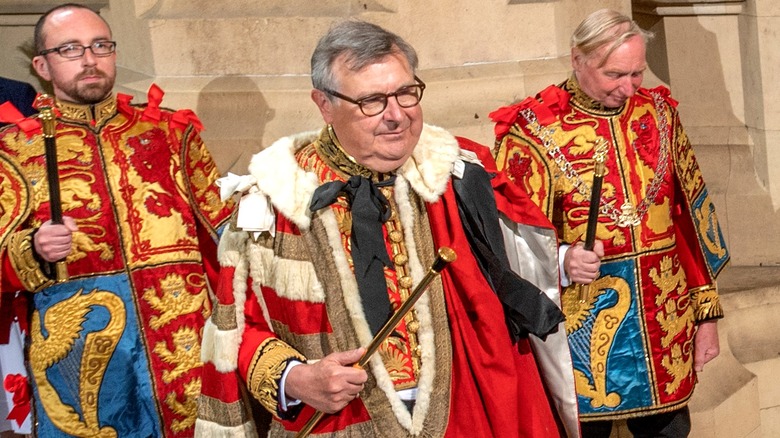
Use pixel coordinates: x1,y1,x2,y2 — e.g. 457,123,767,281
1,254,26,292
672,180,710,288
237,286,277,381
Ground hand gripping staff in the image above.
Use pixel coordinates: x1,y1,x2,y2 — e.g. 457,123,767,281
37,94,69,282
576,146,607,302
296,247,457,438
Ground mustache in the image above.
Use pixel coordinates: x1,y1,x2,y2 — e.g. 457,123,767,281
76,68,107,80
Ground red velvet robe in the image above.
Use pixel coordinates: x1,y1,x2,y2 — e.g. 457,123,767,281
197,125,574,437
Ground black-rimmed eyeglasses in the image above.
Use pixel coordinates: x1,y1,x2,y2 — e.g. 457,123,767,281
323,76,426,117
39,41,117,59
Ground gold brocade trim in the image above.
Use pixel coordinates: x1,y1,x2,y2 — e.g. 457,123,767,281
211,303,238,330
56,95,117,128
564,75,624,115
318,125,392,182
197,394,251,428
7,229,54,292
581,395,692,422
246,338,306,416
690,285,724,321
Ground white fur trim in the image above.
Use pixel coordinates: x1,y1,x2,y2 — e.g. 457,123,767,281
272,258,324,303
246,124,460,221
204,227,250,371
231,237,250,347
246,242,274,326
322,199,415,429
393,175,436,434
217,225,247,268
313,205,414,428
319,208,369,340
201,319,240,373
248,131,320,230
194,418,258,438
398,124,460,202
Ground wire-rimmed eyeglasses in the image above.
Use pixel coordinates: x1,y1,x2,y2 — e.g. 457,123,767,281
39,41,117,59
323,76,426,117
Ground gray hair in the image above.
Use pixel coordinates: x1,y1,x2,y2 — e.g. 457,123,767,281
571,9,653,67
310,20,418,92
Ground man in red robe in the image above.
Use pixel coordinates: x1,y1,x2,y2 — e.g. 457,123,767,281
197,20,578,437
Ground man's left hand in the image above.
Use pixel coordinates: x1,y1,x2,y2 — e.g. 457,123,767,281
693,320,720,372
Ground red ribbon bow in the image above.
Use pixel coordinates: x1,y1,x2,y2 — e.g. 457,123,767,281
3,373,30,427
171,108,204,132
489,102,525,139
142,83,164,123
0,102,42,139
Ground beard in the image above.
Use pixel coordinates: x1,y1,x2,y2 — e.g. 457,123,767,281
58,68,116,104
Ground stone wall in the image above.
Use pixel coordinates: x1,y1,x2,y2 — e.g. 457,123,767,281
1,3,779,435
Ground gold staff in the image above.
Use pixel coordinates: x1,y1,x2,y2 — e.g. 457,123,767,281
296,246,457,438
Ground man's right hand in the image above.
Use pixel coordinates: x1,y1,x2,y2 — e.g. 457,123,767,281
34,216,77,262
285,348,368,414
564,240,604,284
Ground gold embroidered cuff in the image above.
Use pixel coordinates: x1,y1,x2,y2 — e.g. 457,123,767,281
246,338,306,417
690,285,724,321
7,229,54,292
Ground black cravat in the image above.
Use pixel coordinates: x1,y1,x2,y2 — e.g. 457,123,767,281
310,174,396,335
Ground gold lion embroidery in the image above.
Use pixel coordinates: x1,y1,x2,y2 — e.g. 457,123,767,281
649,256,685,307
661,343,693,395
143,273,208,330
30,289,126,437
153,326,202,384
67,212,115,263
165,378,201,433
650,256,695,394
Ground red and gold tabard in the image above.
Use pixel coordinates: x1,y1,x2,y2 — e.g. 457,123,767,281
0,87,233,437
492,76,729,420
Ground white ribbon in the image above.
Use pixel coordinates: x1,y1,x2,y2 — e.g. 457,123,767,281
216,172,258,202
452,149,484,179
216,172,275,238
237,190,275,238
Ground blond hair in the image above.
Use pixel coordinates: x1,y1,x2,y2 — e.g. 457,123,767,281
571,9,653,66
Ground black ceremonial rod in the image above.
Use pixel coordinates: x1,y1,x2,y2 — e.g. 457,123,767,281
38,95,69,282
577,152,606,302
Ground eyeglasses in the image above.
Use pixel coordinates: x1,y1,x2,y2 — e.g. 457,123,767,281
39,41,117,59
323,76,426,117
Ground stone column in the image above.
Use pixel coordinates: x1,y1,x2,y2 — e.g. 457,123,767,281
634,0,780,267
